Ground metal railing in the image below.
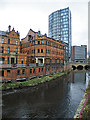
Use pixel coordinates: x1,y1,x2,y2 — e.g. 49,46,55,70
29,63,36,67
38,63,44,66
0,64,12,68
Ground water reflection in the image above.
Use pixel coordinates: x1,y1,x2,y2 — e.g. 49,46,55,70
2,71,89,118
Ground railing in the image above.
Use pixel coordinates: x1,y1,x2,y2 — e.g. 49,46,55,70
17,64,26,67
0,64,26,68
0,63,45,68
38,63,44,66
0,64,12,68
29,63,36,67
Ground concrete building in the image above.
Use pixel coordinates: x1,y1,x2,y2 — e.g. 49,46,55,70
71,45,87,63
48,7,72,60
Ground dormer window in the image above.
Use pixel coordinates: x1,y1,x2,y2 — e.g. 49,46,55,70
28,35,33,42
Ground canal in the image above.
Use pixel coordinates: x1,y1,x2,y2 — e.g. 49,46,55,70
2,70,90,119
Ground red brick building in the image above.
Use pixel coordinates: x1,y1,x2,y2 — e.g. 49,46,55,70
0,26,65,82
21,29,64,65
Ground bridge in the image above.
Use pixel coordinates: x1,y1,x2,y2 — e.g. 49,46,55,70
70,62,90,70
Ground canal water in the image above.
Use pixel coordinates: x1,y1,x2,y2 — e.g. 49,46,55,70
2,71,90,119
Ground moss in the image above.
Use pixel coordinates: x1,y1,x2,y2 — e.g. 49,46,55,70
1,69,71,90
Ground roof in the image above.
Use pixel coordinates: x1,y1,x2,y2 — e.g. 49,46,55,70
0,31,7,36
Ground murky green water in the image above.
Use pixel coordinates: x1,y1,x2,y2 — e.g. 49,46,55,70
2,71,90,119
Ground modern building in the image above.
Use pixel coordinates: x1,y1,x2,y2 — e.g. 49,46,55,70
71,45,87,63
0,26,66,82
48,7,72,61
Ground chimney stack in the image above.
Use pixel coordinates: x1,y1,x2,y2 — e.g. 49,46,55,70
8,25,11,32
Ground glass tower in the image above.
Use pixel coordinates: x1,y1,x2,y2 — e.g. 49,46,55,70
49,7,72,59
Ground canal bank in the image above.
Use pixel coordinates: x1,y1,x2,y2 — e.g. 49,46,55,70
74,71,90,119
2,70,88,118
1,69,72,91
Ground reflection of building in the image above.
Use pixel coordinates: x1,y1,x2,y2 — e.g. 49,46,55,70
71,45,87,63
48,7,72,60
0,26,65,82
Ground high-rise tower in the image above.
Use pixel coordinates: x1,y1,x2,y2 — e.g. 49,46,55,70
49,7,72,60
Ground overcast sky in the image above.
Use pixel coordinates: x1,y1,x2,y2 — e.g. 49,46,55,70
0,0,88,47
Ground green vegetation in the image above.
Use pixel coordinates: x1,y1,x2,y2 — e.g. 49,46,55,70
81,87,90,119
1,69,71,90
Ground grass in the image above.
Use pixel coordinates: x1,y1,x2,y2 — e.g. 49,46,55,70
1,69,71,90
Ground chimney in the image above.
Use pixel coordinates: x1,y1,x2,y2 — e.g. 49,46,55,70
8,25,11,32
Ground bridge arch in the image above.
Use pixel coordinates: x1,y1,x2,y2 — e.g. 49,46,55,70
72,65,76,70
84,65,90,70
77,65,83,70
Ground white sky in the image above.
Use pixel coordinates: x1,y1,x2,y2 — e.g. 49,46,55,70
0,0,88,47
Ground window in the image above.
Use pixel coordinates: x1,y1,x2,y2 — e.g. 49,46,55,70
16,48,18,54
1,70,4,77
46,41,47,45
41,49,43,53
38,41,40,44
46,49,47,53
22,69,25,74
41,40,43,44
8,47,10,53
16,40,18,45
8,39,10,44
1,37,4,43
2,57,5,64
34,49,35,54
7,70,10,77
33,68,35,73
30,69,32,74
45,67,47,72
16,58,17,64
1,47,3,53
7,57,9,64
38,49,40,53
48,50,50,53
39,68,40,73
42,68,43,72
17,69,20,75
28,35,33,42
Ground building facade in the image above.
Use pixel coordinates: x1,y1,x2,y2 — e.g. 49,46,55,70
48,7,72,60
0,26,27,82
71,45,87,63
21,29,65,68
0,26,65,82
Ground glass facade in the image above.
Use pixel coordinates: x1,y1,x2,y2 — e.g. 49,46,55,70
49,7,72,59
